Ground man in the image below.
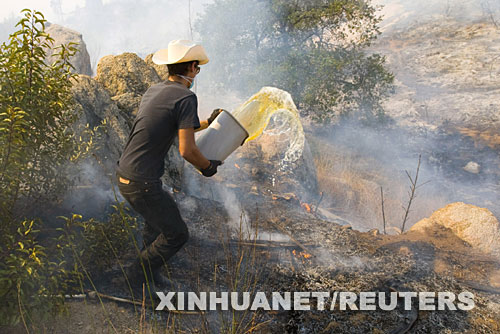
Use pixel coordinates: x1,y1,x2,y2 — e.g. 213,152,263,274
116,40,222,288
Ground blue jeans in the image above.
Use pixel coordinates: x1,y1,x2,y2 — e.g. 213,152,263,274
117,174,189,269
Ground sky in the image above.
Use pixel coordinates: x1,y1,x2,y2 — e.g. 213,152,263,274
1,0,85,21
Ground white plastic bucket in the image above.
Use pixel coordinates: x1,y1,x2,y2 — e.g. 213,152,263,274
196,110,249,161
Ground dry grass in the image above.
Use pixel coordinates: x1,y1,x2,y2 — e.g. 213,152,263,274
309,135,448,232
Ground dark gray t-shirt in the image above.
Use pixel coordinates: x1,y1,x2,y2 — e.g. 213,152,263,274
116,81,200,181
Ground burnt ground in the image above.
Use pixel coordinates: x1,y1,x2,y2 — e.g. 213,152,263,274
8,182,500,334
2,117,498,334
3,118,499,334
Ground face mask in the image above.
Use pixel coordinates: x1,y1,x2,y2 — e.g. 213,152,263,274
178,74,195,89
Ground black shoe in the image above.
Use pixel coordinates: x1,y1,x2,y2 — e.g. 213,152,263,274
151,269,177,291
124,261,149,289
124,260,176,290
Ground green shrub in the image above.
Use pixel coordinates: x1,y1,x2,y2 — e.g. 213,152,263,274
0,220,79,326
0,9,86,327
59,204,139,275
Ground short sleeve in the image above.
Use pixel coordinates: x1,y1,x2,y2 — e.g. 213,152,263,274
177,95,201,130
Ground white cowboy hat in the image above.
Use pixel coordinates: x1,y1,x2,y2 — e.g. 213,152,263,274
152,40,209,65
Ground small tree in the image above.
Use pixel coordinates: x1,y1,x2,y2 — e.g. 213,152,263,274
197,0,394,123
0,9,78,224
0,9,81,326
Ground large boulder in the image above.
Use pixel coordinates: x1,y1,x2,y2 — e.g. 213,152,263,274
95,53,161,119
410,202,500,258
145,54,169,81
71,75,130,163
45,23,92,76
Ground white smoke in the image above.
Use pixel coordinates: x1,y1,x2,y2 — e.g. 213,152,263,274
373,0,500,31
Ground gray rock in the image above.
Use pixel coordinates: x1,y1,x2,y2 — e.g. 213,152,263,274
71,75,130,163
145,53,169,81
163,138,185,190
111,92,142,120
45,23,92,76
95,53,161,120
96,53,161,96
463,161,480,174
252,137,318,195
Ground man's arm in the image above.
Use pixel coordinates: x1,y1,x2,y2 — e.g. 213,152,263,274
178,127,210,170
194,120,209,132
194,109,224,132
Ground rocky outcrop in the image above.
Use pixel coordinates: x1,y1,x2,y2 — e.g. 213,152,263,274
45,23,92,76
95,53,161,119
410,202,500,258
71,75,130,162
145,54,169,81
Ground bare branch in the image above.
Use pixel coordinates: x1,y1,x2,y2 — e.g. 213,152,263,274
401,154,424,233
380,186,387,235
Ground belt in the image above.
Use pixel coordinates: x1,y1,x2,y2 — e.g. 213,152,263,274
117,174,160,185
118,176,130,185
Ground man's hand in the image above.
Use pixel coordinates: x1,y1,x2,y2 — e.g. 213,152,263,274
200,160,222,177
207,108,226,125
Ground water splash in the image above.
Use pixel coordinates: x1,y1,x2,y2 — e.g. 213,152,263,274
232,87,305,165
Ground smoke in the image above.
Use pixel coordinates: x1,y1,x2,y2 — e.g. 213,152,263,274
195,89,245,122
60,161,118,219
314,119,500,230
181,160,254,236
315,247,368,269
373,0,500,31
214,185,251,232
181,147,296,242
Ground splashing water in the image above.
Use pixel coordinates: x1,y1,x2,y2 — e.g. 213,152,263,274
232,87,305,165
